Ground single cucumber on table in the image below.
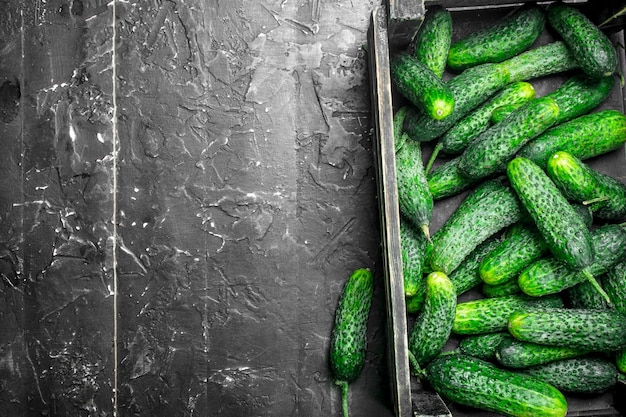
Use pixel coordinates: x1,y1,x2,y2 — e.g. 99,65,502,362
413,6,452,79
395,134,433,239
426,81,536,172
403,63,510,142
429,179,524,275
448,236,502,295
518,223,626,299
408,271,456,370
400,216,428,298
423,354,568,417
518,109,626,169
427,156,481,201
508,307,626,352
453,293,563,335
520,357,621,394
495,337,589,369
390,54,455,121
458,96,559,180
329,268,374,417
459,332,512,361
546,151,626,221
501,40,579,83
447,6,545,72
546,3,617,79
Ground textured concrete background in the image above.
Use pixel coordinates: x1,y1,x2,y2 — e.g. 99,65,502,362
0,0,394,416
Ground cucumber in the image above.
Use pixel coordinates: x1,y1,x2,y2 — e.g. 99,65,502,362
518,223,626,299
396,135,433,238
406,288,426,314
546,3,617,79
447,6,545,72
567,280,611,310
453,294,563,335
393,106,409,152
408,271,457,369
603,260,626,313
501,41,579,83
427,157,481,201
426,81,536,172
617,350,626,374
429,179,524,275
521,357,620,394
458,97,560,180
546,151,626,221
329,268,374,417
400,216,428,297
390,54,455,121
491,103,525,124
482,279,522,298
413,6,452,79
518,109,626,169
506,157,595,271
423,354,568,417
508,308,626,352
459,332,512,361
495,338,588,369
448,237,502,295
403,63,511,142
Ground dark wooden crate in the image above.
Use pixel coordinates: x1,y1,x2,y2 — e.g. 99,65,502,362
368,1,626,416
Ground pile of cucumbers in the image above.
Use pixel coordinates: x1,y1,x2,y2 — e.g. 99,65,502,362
391,3,626,417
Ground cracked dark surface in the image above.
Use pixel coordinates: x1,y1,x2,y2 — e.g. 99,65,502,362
0,0,393,416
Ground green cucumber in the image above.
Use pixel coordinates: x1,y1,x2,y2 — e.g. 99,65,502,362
426,157,480,201
482,279,522,298
459,332,512,361
547,3,617,79
406,288,426,314
413,6,452,79
396,135,433,238
567,280,611,310
495,338,588,369
448,237,502,296
426,81,536,172
453,294,563,335
546,151,626,221
617,350,626,374
491,103,525,124
603,260,626,313
521,357,620,394
501,41,579,83
329,268,374,417
447,6,546,72
518,223,626,299
403,63,511,142
518,109,626,169
423,354,568,417
408,271,456,370
508,308,626,352
459,97,560,180
429,179,524,275
400,217,428,297
390,54,455,120
393,106,409,152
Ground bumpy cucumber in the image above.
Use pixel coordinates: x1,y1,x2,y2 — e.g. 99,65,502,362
408,271,456,369
491,103,525,124
429,179,524,275
508,308,626,352
459,97,559,180
567,280,611,310
400,217,428,297
506,157,595,271
459,332,512,361
406,288,426,314
521,357,620,394
403,63,510,142
426,81,536,172
396,135,433,238
427,157,480,200
413,6,452,79
501,41,579,83
448,237,502,295
393,106,409,152
453,294,563,335
424,354,568,417
518,109,626,169
547,151,626,221
603,260,626,313
547,3,617,79
391,54,455,121
495,338,588,369
329,268,374,417
447,6,545,71
482,279,522,298
518,223,626,299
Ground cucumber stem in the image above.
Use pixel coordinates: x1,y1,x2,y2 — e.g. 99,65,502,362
408,350,424,378
421,224,432,243
425,142,442,174
582,195,610,206
582,268,613,306
335,380,350,417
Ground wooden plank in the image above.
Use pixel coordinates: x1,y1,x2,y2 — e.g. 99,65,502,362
386,0,425,52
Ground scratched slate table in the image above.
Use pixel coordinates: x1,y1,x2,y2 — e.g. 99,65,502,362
0,0,395,416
